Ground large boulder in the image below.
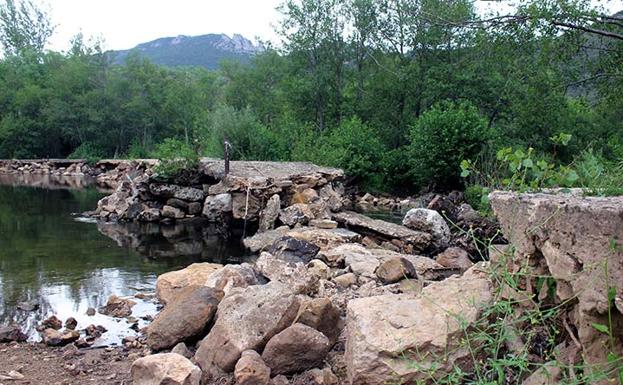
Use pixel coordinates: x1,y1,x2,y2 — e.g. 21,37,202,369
131,353,201,385
345,267,493,385
243,227,360,253
147,286,223,351
490,191,623,380
234,350,271,385
261,323,331,375
402,208,451,249
195,282,301,373
156,263,223,305
202,193,233,221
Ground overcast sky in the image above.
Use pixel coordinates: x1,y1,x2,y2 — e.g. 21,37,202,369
36,0,623,52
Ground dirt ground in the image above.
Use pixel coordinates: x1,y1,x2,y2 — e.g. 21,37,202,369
0,342,135,385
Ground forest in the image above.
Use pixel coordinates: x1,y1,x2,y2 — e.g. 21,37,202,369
0,0,622,195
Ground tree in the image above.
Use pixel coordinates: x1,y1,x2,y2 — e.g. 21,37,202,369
0,0,53,57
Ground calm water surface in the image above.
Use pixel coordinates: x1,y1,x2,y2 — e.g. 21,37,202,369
0,175,245,344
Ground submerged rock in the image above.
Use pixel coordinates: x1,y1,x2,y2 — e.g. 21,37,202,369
131,353,201,385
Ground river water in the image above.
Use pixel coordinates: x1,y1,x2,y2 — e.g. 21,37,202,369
0,174,245,345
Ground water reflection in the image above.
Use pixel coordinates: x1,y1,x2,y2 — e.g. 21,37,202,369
0,174,245,344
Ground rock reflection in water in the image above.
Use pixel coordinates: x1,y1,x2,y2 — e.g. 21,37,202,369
96,219,247,263
0,175,246,345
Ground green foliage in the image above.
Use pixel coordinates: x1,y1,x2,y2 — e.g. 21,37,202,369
152,138,199,178
67,142,104,165
408,100,489,190
296,117,386,190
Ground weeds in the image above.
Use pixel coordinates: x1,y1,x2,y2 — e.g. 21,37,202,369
409,216,623,385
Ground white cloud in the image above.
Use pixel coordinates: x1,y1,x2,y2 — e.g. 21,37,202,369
36,0,623,52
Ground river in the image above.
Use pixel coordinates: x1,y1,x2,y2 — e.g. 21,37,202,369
0,174,245,345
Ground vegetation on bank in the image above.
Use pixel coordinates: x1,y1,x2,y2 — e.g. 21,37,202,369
0,0,622,196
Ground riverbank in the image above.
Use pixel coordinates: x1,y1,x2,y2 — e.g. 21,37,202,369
0,342,134,385
2,161,622,385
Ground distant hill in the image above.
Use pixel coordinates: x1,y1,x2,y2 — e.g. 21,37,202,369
109,33,264,69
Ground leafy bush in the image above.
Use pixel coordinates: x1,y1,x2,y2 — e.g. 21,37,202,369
295,118,386,191
200,104,288,161
68,142,104,165
152,138,199,178
408,100,489,191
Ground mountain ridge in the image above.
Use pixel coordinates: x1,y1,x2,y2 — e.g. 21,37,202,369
110,33,264,69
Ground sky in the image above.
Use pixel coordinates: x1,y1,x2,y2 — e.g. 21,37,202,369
35,0,623,52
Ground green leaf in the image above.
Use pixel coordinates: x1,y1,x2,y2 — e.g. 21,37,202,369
608,287,616,302
460,169,470,178
522,158,534,168
591,323,610,334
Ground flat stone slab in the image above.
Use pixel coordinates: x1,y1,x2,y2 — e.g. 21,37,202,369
243,227,361,253
200,158,343,182
333,211,431,251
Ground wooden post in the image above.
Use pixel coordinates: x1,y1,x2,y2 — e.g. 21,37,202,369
224,138,231,176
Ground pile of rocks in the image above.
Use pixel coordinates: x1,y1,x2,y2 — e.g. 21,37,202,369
0,159,93,176
128,203,496,385
93,160,346,226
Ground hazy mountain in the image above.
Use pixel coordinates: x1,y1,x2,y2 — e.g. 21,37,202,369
110,33,264,69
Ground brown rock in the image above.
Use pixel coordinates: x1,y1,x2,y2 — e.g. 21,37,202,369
147,286,223,351
333,273,357,288
172,342,194,359
0,324,27,342
195,282,301,372
490,191,623,376
234,350,271,385
262,323,330,375
99,295,136,318
41,315,63,330
41,328,80,346
296,298,342,345
65,317,78,330
131,353,201,385
522,362,562,385
375,257,417,284
305,368,339,385
436,247,473,272
156,262,223,305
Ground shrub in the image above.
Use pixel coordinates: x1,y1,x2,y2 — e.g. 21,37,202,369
68,142,104,165
151,138,199,178
199,104,288,161
408,100,489,191
299,118,386,191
